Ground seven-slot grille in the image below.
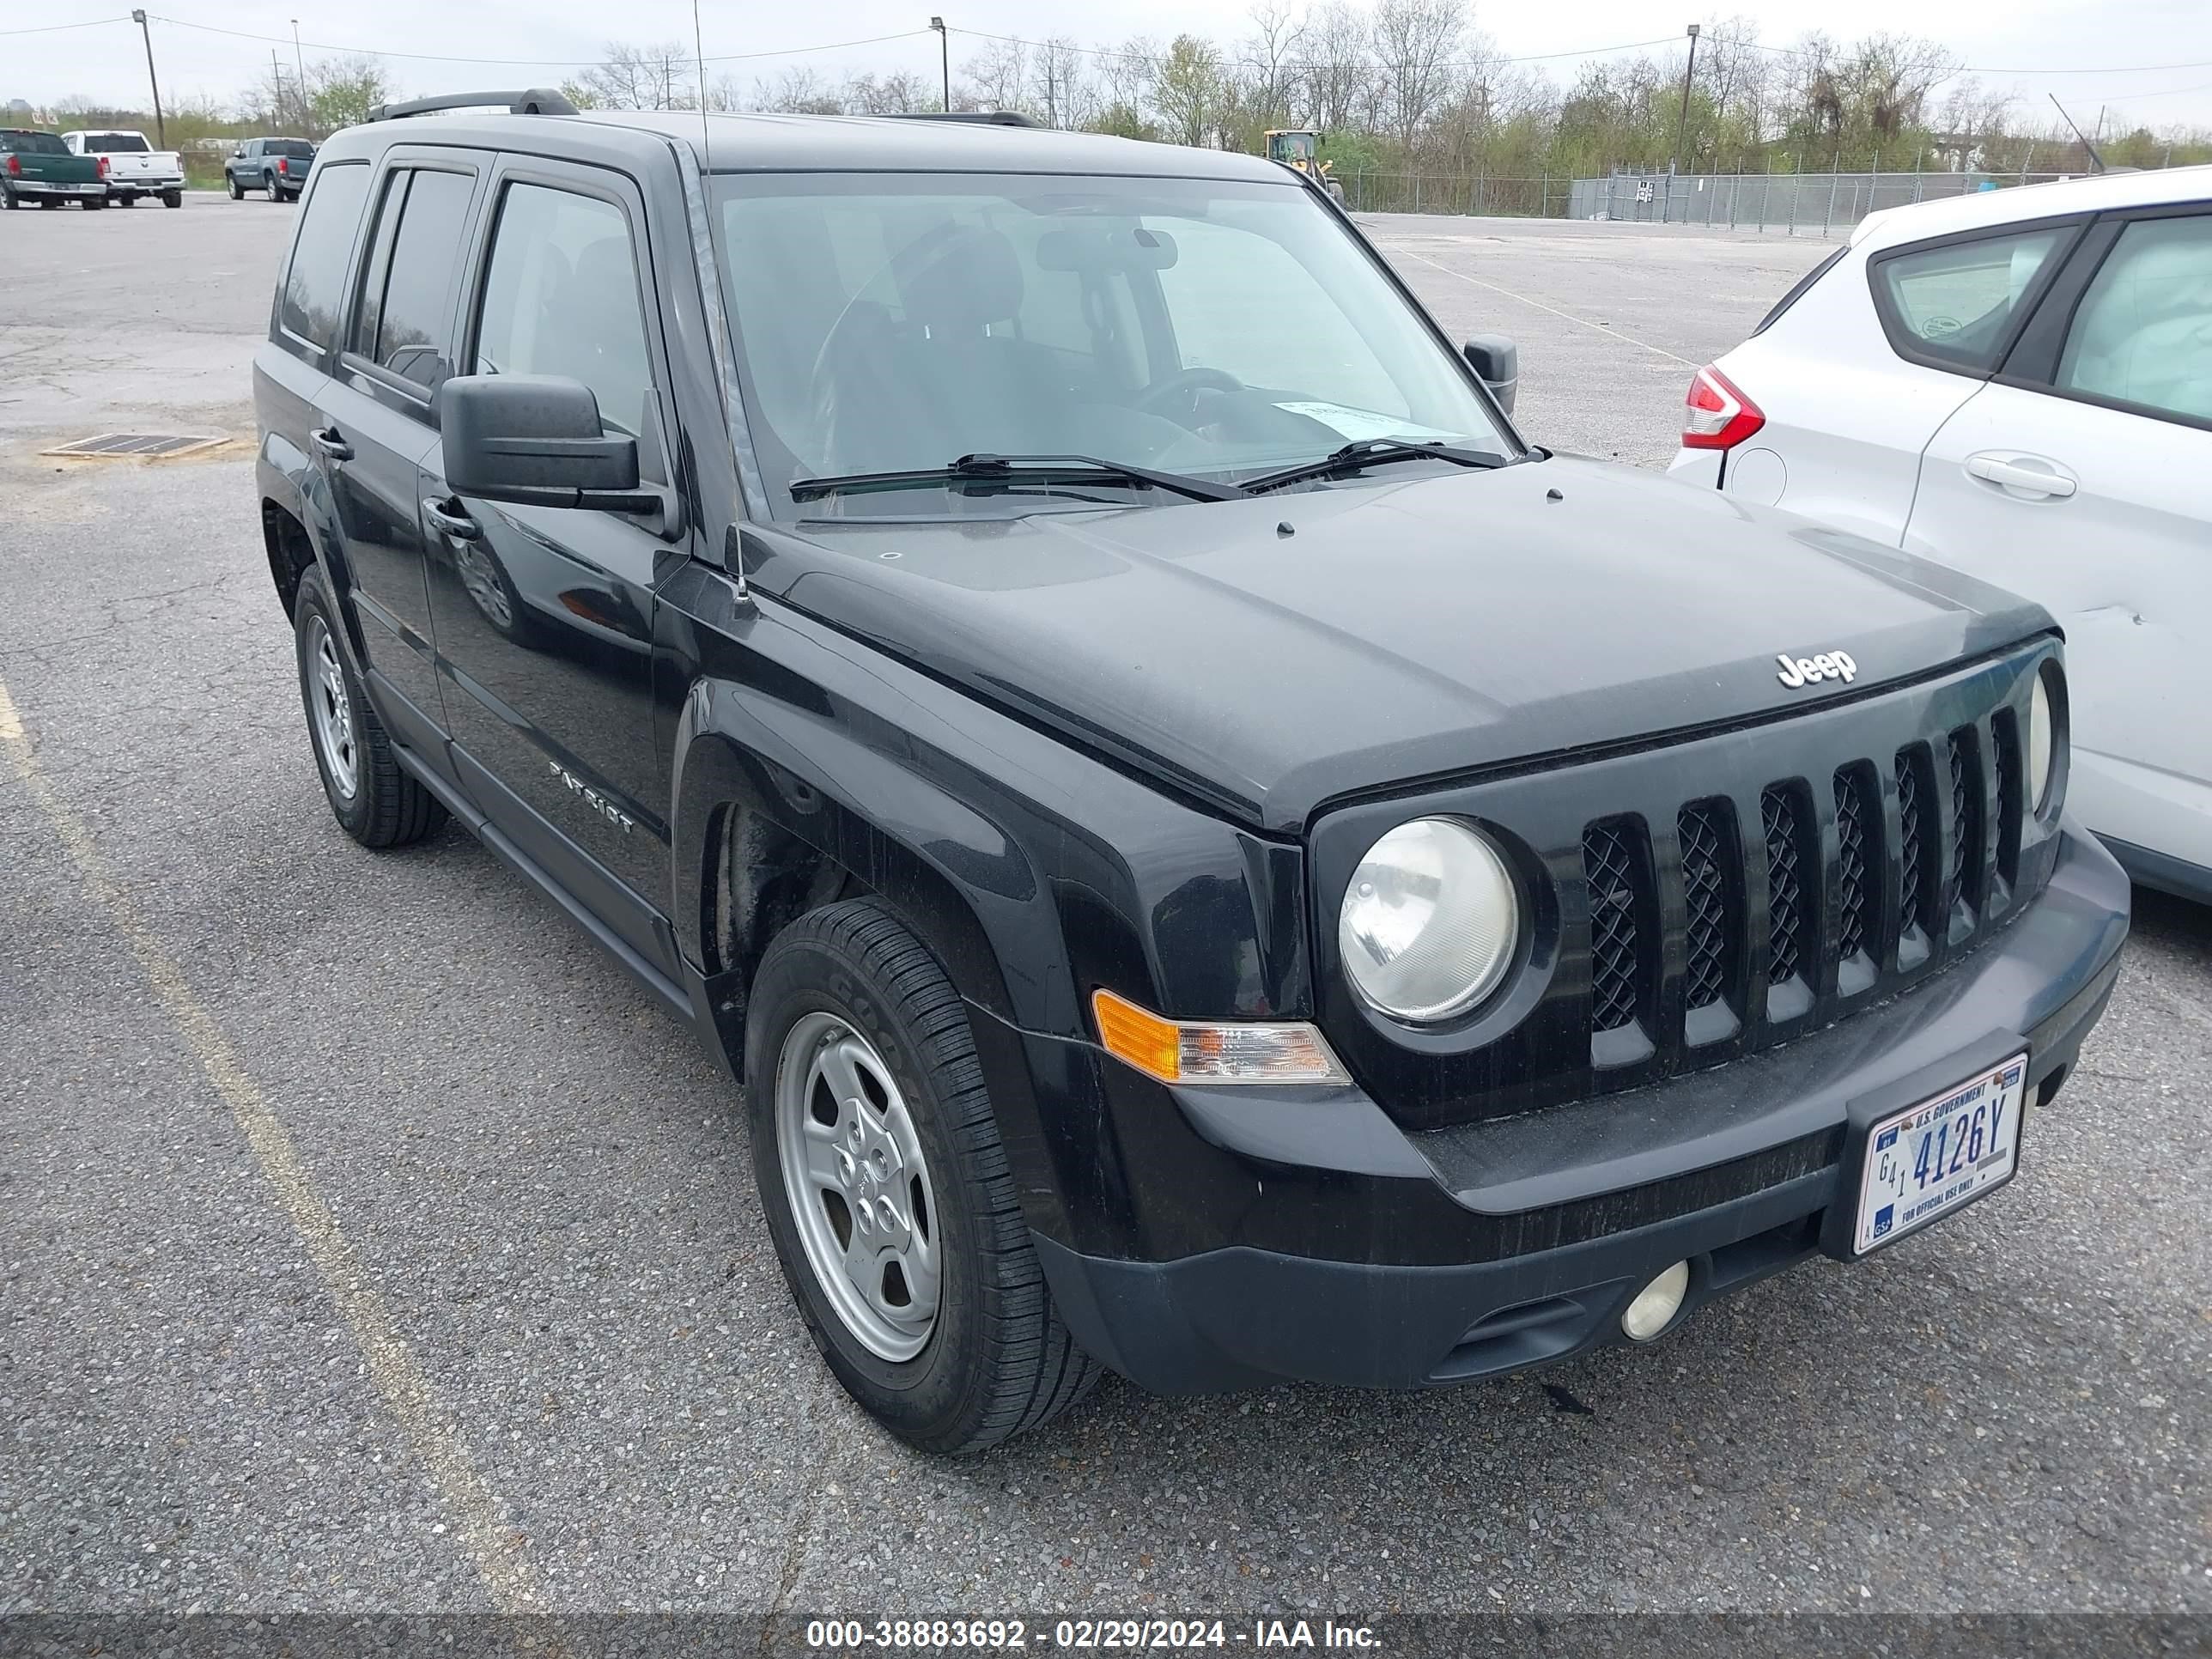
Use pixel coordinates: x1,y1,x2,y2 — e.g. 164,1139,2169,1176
1580,715,2027,1064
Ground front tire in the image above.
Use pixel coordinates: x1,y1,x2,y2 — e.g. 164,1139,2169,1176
746,901,1100,1454
82,195,105,210
227,173,244,200
292,569,446,848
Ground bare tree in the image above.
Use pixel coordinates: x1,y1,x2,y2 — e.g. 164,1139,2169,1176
1240,3,1306,130
578,41,696,112
1030,38,1091,129
749,67,845,113
1371,0,1465,149
962,38,1031,114
1298,3,1373,132
841,70,931,114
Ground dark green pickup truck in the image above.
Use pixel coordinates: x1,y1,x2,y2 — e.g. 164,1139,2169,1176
2,128,107,209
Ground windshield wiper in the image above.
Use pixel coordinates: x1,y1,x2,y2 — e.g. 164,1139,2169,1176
1240,438,1507,495
789,453,1247,506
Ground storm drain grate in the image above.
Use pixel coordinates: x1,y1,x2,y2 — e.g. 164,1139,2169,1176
42,433,226,459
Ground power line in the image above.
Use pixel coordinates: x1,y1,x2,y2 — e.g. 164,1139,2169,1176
0,15,130,34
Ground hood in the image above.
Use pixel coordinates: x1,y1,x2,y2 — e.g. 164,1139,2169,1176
750,455,2052,833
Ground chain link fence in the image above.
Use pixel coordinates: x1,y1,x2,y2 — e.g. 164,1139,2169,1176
1336,167,2083,234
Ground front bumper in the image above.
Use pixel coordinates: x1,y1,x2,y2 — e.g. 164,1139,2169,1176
1030,825,2127,1394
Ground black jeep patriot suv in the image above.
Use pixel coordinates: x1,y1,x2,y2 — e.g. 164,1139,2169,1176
253,91,2129,1453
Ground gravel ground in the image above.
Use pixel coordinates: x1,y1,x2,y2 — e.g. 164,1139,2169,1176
1,196,2206,1638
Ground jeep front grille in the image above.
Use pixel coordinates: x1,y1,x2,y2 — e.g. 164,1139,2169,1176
1576,711,2026,1069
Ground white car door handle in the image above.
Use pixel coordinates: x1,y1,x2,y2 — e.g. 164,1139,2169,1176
1965,454,2076,499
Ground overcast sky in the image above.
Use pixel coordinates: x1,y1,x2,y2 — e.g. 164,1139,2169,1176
10,0,2212,134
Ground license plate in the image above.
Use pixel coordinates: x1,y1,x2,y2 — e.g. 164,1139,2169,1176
1852,1054,2027,1255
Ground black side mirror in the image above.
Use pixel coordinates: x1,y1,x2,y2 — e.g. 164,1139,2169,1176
437,374,653,511
1462,334,1519,417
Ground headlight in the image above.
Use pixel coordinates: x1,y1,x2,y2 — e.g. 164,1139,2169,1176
1338,818,1520,1022
2027,665,2057,811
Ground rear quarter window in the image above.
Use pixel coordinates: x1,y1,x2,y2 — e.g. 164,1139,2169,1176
279,161,374,352
1869,226,2071,374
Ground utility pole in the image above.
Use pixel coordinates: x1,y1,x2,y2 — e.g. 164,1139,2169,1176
293,20,310,131
272,50,287,127
131,9,166,148
1670,22,1700,175
929,16,950,113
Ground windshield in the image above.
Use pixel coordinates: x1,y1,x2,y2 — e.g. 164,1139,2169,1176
82,132,151,153
713,172,1514,516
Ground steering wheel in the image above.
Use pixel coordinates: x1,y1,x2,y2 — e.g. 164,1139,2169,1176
1136,366,1245,420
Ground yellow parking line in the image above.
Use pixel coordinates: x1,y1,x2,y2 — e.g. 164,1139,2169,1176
0,675,543,1613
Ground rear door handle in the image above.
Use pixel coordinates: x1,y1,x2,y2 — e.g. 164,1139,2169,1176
308,426,353,462
1965,453,2076,499
422,496,482,542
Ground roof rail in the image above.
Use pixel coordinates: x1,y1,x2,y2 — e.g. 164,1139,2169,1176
885,110,1045,129
366,88,578,123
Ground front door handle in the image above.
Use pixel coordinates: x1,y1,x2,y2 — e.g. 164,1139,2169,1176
422,496,483,542
308,426,353,462
1965,453,2076,499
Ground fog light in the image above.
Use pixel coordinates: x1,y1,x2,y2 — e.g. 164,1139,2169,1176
1621,1261,1690,1341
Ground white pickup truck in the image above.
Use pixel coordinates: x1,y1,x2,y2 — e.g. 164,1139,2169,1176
61,130,184,208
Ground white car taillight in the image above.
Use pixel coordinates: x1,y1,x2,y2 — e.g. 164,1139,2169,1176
1681,364,1765,451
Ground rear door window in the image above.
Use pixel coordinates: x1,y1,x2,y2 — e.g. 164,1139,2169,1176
350,166,477,392
1870,227,2069,373
2056,214,2212,425
278,161,373,351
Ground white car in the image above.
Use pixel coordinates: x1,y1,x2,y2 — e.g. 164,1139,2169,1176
61,129,184,207
1669,166,2212,902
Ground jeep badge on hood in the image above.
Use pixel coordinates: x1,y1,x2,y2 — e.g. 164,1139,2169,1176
1777,649,1857,688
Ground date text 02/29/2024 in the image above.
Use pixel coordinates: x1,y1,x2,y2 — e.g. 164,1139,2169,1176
805,1619,1382,1650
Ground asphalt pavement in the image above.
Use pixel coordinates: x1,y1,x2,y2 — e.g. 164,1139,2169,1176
2,196,2207,1635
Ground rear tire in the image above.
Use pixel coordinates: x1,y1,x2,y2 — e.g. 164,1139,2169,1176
292,568,447,849
161,189,182,209
746,900,1102,1454
2,186,16,210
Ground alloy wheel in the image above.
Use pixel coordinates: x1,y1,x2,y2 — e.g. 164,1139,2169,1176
775,1011,941,1361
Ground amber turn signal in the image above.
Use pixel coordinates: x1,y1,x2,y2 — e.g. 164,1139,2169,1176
1090,988,1351,1086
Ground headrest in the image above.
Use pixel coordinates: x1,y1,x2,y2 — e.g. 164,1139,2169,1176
899,225,1024,334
